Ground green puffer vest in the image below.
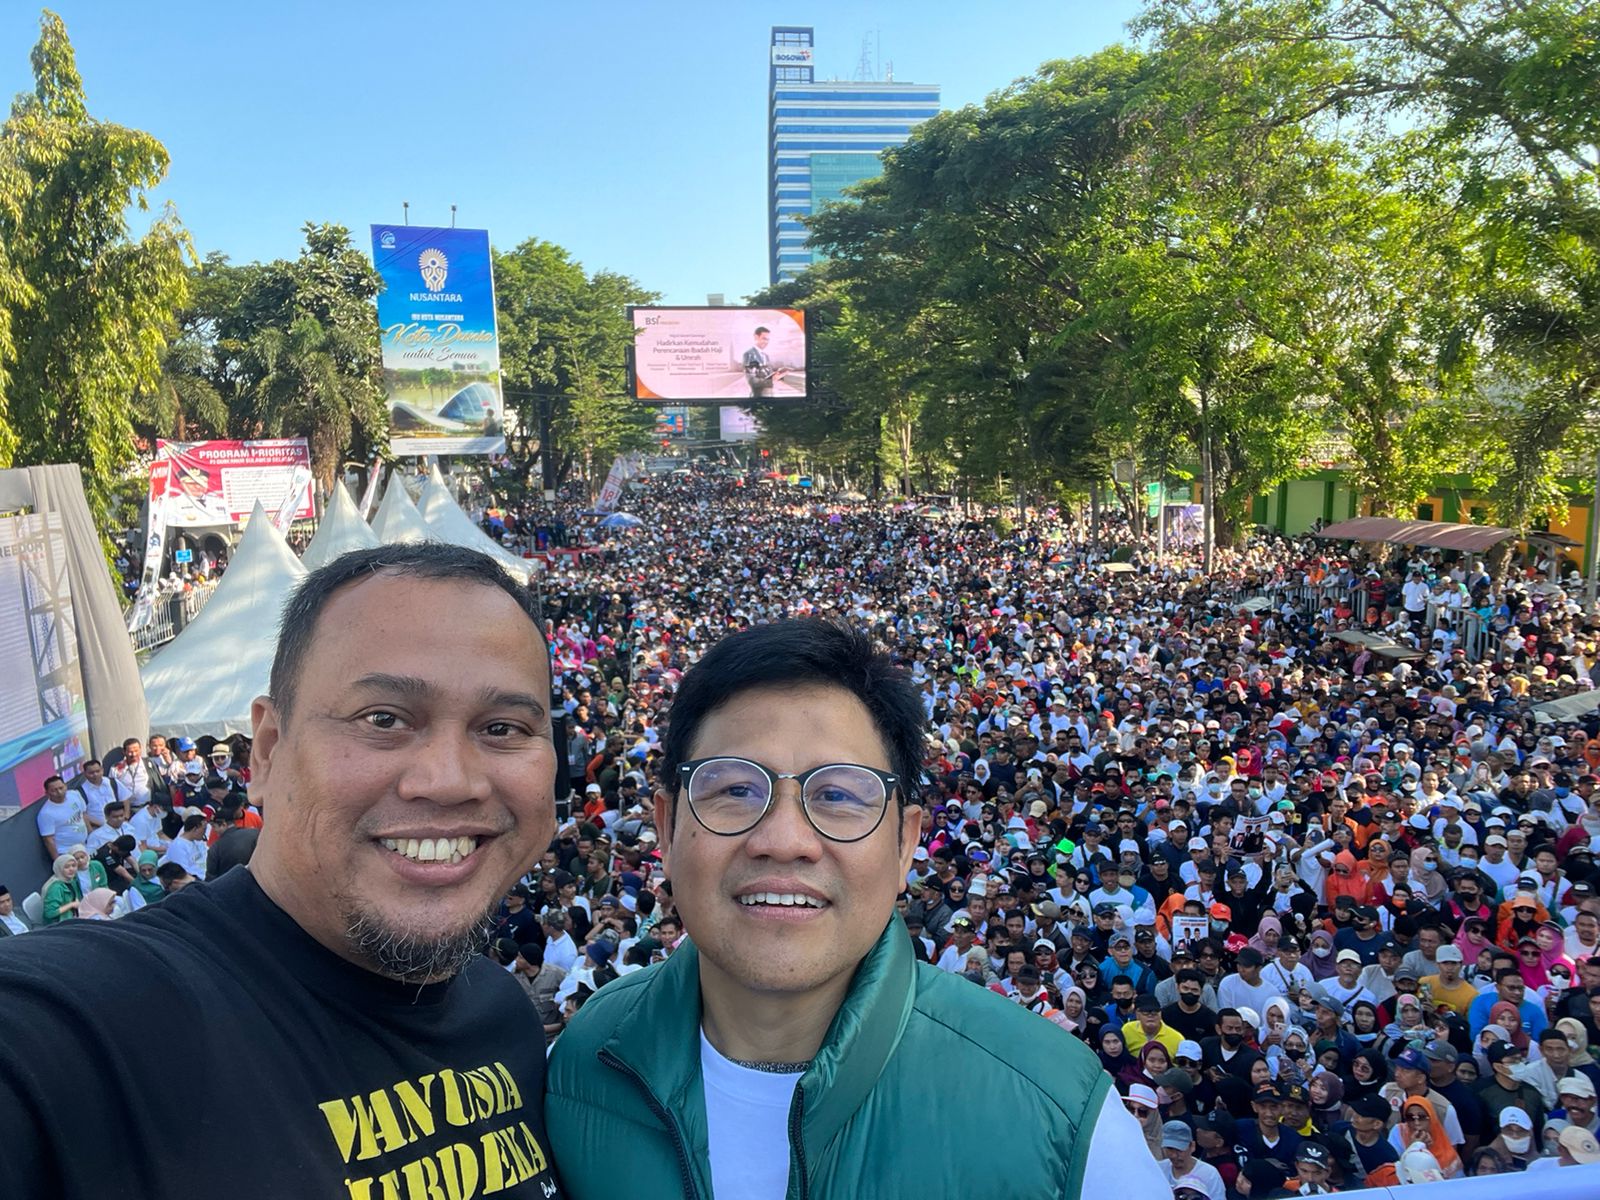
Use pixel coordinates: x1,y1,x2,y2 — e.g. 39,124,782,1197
545,915,1108,1199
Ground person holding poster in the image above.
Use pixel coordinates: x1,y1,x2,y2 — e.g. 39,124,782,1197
742,326,787,398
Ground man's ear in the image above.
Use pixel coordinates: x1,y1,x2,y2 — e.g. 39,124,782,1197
249,696,283,800
653,788,675,875
896,805,923,879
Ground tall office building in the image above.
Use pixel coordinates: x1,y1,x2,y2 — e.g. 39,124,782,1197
768,27,940,284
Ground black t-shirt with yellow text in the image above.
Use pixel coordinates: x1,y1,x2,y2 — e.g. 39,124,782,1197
0,868,564,1199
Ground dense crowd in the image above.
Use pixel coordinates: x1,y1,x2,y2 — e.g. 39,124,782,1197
13,465,1600,1195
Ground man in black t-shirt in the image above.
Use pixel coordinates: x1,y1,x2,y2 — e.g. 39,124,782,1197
0,545,566,1199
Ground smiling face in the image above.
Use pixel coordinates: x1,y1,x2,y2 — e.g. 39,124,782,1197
248,573,557,981
656,682,920,1003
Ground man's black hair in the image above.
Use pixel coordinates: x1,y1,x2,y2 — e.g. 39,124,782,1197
753,325,770,336
657,618,927,824
269,543,544,722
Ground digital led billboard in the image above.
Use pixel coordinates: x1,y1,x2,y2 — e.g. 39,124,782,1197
629,307,808,404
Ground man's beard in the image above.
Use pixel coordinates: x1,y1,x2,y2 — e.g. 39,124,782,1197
343,903,495,985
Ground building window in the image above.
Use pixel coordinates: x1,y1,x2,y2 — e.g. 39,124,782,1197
1415,503,1434,521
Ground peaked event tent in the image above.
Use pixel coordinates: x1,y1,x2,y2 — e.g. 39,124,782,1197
371,473,435,543
416,467,533,582
299,480,379,571
140,502,306,738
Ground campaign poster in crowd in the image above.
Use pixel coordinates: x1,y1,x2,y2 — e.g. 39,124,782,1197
153,440,314,528
1171,914,1210,953
0,512,89,811
371,225,505,456
629,306,808,404
1232,814,1271,851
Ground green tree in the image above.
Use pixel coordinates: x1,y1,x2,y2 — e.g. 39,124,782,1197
0,10,190,533
232,224,386,493
493,239,658,493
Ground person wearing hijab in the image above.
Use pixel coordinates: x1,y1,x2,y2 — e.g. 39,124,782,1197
1346,1048,1390,1105
78,888,116,920
1557,1017,1600,1093
1306,928,1339,981
1386,1098,1463,1177
1098,1026,1141,1089
1307,1072,1345,1129
1409,847,1448,905
40,853,83,924
69,845,107,892
1326,850,1375,909
1248,914,1283,957
131,850,164,905
1488,1000,1534,1055
1515,936,1553,991
1349,1000,1389,1055
1454,917,1494,968
1059,984,1089,1037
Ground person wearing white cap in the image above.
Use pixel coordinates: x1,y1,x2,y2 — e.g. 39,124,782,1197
1486,1106,1539,1169
1551,1072,1599,1138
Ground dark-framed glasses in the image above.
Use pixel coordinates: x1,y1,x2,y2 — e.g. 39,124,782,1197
677,756,899,842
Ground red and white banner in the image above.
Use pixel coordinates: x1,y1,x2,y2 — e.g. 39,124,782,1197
154,439,315,528
595,454,643,514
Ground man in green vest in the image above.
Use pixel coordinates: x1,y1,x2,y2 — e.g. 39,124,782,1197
545,618,1165,1199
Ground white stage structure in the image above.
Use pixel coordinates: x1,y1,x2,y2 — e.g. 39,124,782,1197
417,466,533,582
140,502,306,738
299,480,379,571
371,473,435,544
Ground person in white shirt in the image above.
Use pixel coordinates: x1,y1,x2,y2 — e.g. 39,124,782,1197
129,800,170,854
34,775,88,859
72,760,125,828
540,909,579,973
85,801,135,853
0,887,30,936
109,740,153,812
158,814,209,881
1217,948,1283,1015
1160,1120,1226,1200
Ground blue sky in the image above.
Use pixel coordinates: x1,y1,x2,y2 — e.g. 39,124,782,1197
0,2,1143,304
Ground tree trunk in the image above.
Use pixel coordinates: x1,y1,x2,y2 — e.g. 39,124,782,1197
1200,385,1215,573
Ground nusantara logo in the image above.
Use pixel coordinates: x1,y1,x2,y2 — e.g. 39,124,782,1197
418,248,449,293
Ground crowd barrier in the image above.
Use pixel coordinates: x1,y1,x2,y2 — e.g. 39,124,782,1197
1230,578,1507,663
127,580,218,655
1337,1161,1599,1199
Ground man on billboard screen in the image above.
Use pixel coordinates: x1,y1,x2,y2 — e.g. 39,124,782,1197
742,325,788,398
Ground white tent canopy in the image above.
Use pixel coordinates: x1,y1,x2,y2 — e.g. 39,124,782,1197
371,473,434,544
140,501,307,738
300,480,379,571
417,466,533,582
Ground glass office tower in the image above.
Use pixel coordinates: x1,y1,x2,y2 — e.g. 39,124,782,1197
768,26,940,284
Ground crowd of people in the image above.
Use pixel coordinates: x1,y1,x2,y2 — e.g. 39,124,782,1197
13,464,1600,1195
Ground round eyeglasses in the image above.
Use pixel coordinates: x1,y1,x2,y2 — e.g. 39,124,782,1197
677,756,899,843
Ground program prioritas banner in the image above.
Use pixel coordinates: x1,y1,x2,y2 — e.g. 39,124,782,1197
153,439,314,528
371,225,505,456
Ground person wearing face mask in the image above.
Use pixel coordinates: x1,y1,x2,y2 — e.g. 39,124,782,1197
1485,1106,1539,1170
1304,928,1339,981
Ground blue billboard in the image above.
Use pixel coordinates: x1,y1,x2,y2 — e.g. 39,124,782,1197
371,225,504,456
